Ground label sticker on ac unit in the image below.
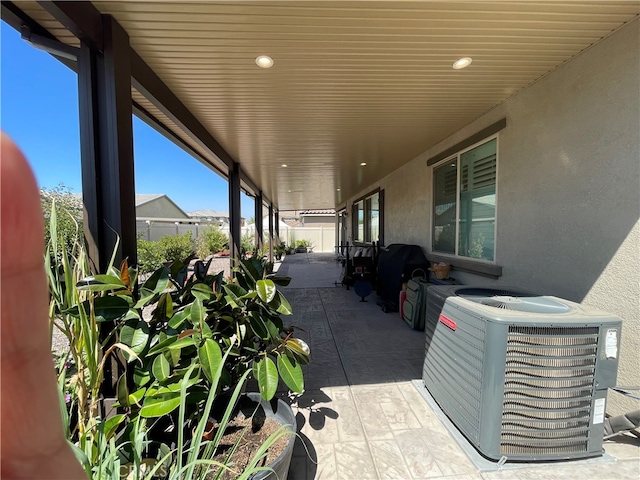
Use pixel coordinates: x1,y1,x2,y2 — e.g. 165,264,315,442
438,314,457,331
605,329,618,359
593,398,606,425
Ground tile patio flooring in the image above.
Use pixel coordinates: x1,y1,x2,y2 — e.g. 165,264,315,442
273,252,640,480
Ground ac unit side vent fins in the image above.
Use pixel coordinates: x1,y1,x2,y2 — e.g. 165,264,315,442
504,368,595,379
502,410,589,421
504,378,594,389
506,356,596,367
503,400,592,410
503,388,593,400
501,442,588,456
507,345,596,358
502,421,589,431
499,326,598,457
507,338,598,348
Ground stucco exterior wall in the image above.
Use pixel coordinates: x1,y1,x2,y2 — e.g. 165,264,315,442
348,19,639,415
302,216,336,227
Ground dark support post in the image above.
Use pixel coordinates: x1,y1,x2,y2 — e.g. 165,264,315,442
76,15,136,402
268,203,274,262
78,42,101,271
78,15,136,274
255,191,264,253
378,189,385,246
229,162,241,267
274,209,280,242
335,211,340,254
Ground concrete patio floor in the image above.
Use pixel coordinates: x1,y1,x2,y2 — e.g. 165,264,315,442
274,252,640,480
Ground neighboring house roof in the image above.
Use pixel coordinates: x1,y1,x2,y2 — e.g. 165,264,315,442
135,193,165,207
188,209,229,219
135,194,190,219
300,209,336,217
282,218,302,227
300,209,336,216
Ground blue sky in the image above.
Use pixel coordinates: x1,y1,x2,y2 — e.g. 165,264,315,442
1,22,255,218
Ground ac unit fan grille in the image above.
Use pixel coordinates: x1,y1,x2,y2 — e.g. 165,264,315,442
500,326,598,456
458,294,572,314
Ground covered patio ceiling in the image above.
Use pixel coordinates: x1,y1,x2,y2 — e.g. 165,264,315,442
9,1,640,211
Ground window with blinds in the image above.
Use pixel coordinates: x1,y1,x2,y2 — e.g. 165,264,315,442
432,137,497,261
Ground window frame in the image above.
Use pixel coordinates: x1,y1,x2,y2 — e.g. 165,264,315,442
351,188,384,245
431,134,499,264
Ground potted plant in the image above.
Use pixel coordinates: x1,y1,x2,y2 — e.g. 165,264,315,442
274,242,286,261
76,255,309,478
47,199,304,479
294,239,312,253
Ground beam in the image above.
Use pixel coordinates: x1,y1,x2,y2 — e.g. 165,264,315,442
77,15,136,273
38,1,104,52
76,15,135,401
229,162,242,265
132,102,227,180
133,103,268,204
268,203,274,262
378,189,386,246
77,42,101,272
35,0,268,202
255,191,264,253
239,170,260,198
2,2,77,70
130,52,234,170
3,2,57,40
130,53,268,204
21,26,79,60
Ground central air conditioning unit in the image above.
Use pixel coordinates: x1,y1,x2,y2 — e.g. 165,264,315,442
423,285,622,462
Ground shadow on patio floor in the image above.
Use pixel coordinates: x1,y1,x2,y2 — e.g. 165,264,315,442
273,253,640,480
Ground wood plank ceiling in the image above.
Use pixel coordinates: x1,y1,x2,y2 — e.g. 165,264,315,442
13,1,640,211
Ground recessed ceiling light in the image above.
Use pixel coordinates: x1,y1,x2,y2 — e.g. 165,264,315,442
281,164,288,167
452,57,473,70
337,188,341,191
255,55,274,68
360,162,367,166
287,190,292,193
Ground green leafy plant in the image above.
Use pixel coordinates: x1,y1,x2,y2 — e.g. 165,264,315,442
78,256,309,425
294,239,313,252
159,232,195,264
294,239,312,249
47,199,115,436
195,225,229,258
48,201,302,478
47,200,144,475
274,241,286,259
67,347,293,480
41,184,83,261
240,231,255,258
137,238,166,274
